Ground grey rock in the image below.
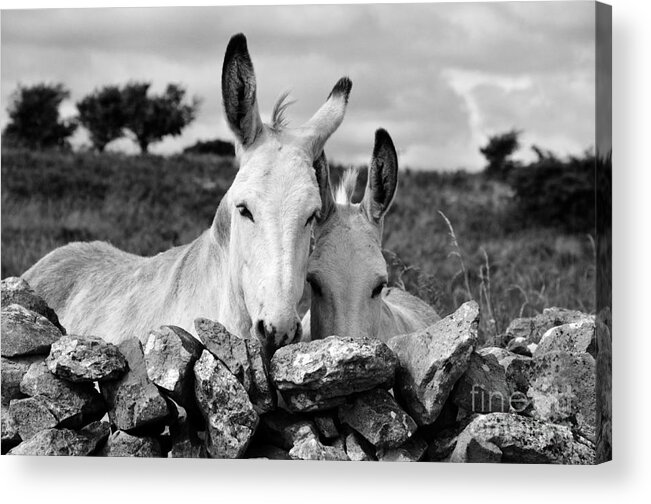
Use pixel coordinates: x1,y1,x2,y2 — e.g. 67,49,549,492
8,425,108,456
452,352,511,413
388,301,479,425
505,308,594,345
345,432,375,461
478,347,513,362
20,361,105,429
195,318,274,414
193,350,259,458
99,430,161,457
78,420,111,453
535,320,596,357
245,444,291,460
506,337,532,357
526,351,596,441
270,336,398,412
450,412,594,464
1,277,65,333
338,388,417,450
1,355,42,406
143,325,203,404
258,410,315,450
8,397,58,440
377,434,428,462
1,304,62,357
100,338,169,432
1,407,21,451
287,426,349,461
313,413,339,440
47,335,128,382
426,430,459,462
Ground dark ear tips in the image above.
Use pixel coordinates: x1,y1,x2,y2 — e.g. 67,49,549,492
224,33,249,62
328,77,353,103
373,128,396,161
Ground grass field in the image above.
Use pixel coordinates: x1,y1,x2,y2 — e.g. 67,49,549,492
0,147,596,342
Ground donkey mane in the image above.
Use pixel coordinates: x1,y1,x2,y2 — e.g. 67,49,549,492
270,91,295,132
335,167,359,205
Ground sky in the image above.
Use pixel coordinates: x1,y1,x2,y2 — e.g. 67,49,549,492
0,2,596,171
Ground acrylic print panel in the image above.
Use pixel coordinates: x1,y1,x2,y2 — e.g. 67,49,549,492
0,1,611,463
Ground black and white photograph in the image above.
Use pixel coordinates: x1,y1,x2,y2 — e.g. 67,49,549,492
0,0,613,475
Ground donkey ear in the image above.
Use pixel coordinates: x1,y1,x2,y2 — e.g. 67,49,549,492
313,150,335,222
362,129,399,223
221,33,263,148
301,77,352,159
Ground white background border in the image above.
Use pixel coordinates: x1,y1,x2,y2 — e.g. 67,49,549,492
1,0,649,501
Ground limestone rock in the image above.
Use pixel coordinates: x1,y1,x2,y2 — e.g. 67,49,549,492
1,408,21,452
193,350,259,458
506,337,532,357
377,434,428,462
100,338,169,432
245,444,291,460
1,277,65,333
535,320,596,357
257,410,315,450
285,423,348,461
1,355,42,406
313,413,339,440
449,413,594,464
8,397,58,440
388,301,479,425
1,304,62,357
270,336,398,412
9,424,109,456
345,432,375,461
452,352,511,413
338,388,417,450
47,335,128,382
195,318,274,414
143,325,203,404
99,430,161,457
526,351,596,440
20,361,105,430
505,308,594,345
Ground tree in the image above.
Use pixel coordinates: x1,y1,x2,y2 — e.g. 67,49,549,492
183,138,235,157
480,129,521,180
122,82,199,154
2,83,77,149
76,86,126,152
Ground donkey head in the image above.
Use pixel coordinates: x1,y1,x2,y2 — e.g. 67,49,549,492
218,34,351,354
307,129,398,340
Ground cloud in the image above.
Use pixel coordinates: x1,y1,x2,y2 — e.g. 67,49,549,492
1,3,596,170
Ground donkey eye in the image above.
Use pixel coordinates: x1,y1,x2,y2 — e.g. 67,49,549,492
305,211,319,227
236,204,254,222
308,276,323,297
371,282,386,298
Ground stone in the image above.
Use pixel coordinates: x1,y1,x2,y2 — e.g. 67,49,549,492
313,413,339,440
388,301,479,425
1,355,42,406
257,410,315,450
535,320,596,357
287,426,349,461
478,347,513,362
99,430,161,457
449,413,594,464
451,352,511,413
526,351,596,441
1,407,22,452
100,338,170,432
1,277,65,333
1,304,62,357
195,318,275,414
377,434,428,462
270,336,398,412
78,420,111,453
339,388,417,450
193,350,259,458
426,429,459,462
46,335,128,383
504,308,594,345
9,425,109,456
20,361,105,430
506,337,532,357
142,325,203,402
345,432,375,461
8,397,58,440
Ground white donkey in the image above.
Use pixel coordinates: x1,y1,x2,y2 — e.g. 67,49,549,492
303,129,439,344
23,33,352,354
